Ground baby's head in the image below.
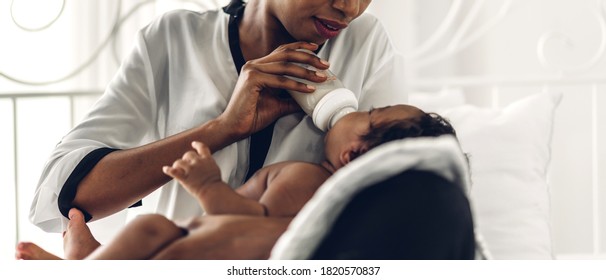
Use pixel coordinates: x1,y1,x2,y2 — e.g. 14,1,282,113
322,104,457,172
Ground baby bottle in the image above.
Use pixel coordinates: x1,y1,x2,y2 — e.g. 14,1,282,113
287,50,358,132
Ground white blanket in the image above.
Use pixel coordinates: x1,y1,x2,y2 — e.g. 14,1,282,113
270,135,488,259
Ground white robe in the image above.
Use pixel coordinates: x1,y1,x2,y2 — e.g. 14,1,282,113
29,8,407,233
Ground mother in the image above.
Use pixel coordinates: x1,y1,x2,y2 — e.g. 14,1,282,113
29,0,472,259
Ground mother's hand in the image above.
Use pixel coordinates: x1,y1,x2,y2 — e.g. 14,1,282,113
217,41,330,140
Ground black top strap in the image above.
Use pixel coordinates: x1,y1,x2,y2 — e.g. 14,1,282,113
224,0,246,74
222,0,246,16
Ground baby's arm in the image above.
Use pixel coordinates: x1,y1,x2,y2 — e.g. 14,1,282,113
162,141,266,216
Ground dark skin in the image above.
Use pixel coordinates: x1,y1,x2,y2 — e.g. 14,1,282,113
16,0,377,260
74,41,327,220
48,0,371,260
73,0,371,222
15,103,430,260
73,0,370,220
163,141,332,217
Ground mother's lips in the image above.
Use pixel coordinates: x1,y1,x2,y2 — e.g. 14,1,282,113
314,17,348,39
315,17,348,30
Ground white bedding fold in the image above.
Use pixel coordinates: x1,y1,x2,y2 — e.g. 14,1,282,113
270,135,485,259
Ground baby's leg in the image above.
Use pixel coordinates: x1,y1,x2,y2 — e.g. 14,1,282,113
15,208,98,260
86,213,186,259
15,242,62,260
151,215,291,259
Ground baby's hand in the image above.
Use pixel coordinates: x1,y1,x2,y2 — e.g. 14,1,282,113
162,141,223,197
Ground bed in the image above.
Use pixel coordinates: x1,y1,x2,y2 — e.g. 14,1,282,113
269,0,606,260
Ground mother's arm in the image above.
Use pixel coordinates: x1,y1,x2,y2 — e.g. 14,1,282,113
72,42,329,221
73,118,237,221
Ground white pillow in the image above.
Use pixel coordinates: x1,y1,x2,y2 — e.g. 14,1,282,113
441,92,563,259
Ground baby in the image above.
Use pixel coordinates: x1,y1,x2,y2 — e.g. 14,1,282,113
16,104,457,260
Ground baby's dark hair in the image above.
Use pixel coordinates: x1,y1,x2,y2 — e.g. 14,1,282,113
360,112,457,151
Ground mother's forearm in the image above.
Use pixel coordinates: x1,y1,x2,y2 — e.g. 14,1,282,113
72,118,238,221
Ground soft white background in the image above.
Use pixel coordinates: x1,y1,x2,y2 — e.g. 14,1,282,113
374,0,606,259
1,0,604,260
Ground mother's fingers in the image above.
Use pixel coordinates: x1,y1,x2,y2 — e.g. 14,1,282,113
272,41,319,55
217,42,330,139
241,69,315,94
252,61,327,84
255,42,330,71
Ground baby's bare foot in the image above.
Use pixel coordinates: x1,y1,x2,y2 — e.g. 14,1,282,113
63,208,101,260
15,241,62,260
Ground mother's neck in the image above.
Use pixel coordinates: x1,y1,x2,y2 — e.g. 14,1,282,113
238,0,296,61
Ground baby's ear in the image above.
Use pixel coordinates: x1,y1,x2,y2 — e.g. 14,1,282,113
342,142,369,164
